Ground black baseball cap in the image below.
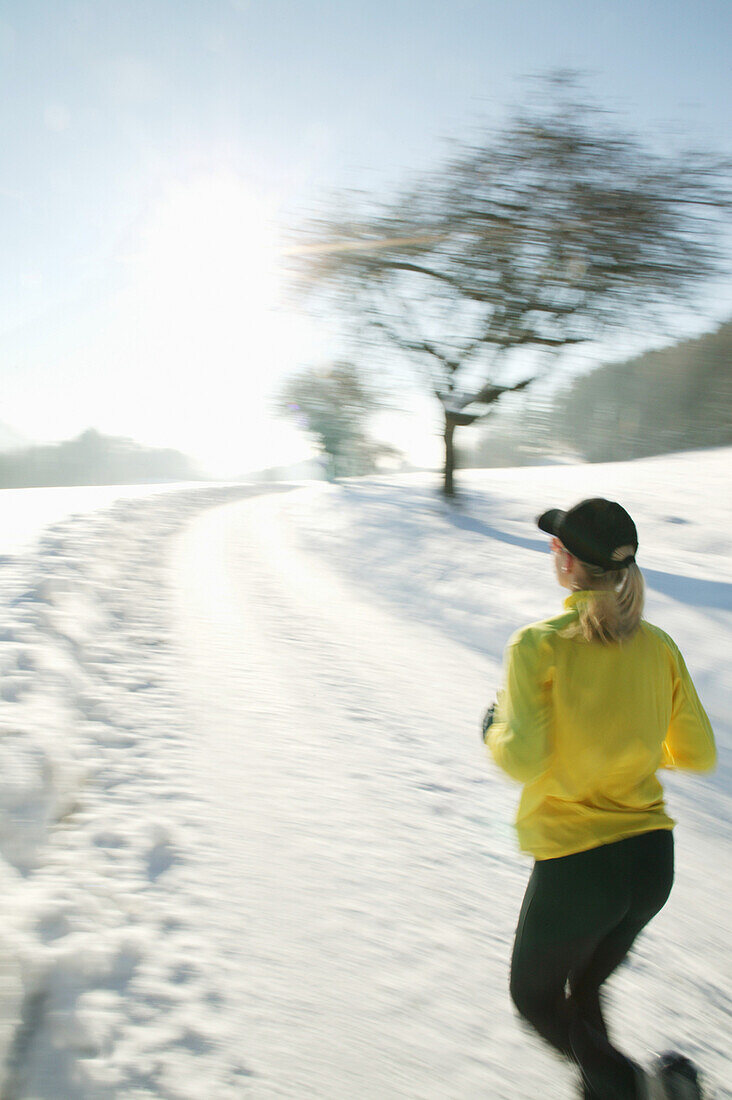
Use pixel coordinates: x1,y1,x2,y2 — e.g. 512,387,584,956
537,498,638,571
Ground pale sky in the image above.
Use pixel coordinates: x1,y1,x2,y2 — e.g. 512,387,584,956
2,0,731,476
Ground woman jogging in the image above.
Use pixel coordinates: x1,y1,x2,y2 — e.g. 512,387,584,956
483,498,716,1100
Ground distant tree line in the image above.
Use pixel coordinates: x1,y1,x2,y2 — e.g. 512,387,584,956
466,319,732,467
0,428,202,488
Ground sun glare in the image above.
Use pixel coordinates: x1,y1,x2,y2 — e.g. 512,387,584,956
107,172,320,474
134,174,280,344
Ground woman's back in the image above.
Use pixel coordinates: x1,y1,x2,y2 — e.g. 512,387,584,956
487,592,716,859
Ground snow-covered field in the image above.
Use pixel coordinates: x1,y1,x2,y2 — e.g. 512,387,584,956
0,483,211,557
0,450,730,1098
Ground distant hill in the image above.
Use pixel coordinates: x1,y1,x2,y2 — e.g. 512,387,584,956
0,428,205,488
243,457,327,483
468,319,732,467
242,453,417,483
0,421,31,453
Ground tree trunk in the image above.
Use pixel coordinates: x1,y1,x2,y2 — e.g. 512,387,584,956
443,416,456,497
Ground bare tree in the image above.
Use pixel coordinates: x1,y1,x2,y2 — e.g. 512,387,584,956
289,76,731,495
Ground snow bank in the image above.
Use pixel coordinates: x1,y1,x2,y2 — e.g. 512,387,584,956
0,482,209,557
0,484,259,1099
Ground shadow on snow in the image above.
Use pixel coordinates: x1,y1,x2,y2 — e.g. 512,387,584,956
447,512,732,612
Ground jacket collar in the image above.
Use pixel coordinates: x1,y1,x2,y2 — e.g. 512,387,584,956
563,589,606,610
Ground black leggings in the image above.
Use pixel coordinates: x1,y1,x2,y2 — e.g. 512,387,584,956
510,829,674,1100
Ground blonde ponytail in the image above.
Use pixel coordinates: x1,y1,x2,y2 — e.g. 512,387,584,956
570,551,645,644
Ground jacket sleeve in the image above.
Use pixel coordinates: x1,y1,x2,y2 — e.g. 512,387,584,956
661,641,717,772
486,628,553,784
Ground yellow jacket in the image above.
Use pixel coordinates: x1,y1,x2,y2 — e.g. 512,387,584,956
487,591,717,860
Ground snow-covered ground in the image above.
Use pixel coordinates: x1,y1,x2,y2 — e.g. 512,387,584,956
0,451,730,1098
0,483,211,558
0,483,260,1098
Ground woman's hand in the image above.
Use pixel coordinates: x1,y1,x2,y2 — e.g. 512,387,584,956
481,703,496,743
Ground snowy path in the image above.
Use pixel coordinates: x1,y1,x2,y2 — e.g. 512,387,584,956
170,492,531,1099
170,486,732,1099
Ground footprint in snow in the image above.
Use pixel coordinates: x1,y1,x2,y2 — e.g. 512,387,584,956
147,837,176,880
